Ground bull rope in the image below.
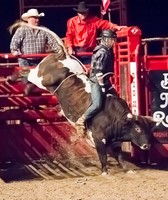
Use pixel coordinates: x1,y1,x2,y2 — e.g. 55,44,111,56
102,72,114,78
70,55,89,74
53,71,114,94
52,72,87,94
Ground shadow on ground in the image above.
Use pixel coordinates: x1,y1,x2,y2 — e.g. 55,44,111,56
1,152,168,183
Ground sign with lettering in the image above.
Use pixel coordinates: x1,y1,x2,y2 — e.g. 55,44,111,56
130,62,139,115
148,71,168,143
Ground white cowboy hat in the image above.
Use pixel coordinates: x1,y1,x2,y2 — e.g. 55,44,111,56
21,9,45,21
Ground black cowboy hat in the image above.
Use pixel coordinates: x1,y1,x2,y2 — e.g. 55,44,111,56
101,30,117,38
73,2,89,13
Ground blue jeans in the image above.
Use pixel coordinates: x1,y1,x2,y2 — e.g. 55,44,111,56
18,58,41,67
84,76,103,121
76,56,91,65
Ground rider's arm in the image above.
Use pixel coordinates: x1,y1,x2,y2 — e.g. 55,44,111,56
91,48,108,74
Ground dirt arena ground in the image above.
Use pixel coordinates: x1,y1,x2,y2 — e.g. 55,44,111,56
0,154,168,200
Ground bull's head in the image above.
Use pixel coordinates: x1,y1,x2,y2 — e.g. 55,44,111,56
122,114,161,150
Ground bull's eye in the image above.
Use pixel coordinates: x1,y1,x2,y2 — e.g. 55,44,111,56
135,126,141,133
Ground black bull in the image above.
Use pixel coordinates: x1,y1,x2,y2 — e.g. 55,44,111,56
20,53,160,174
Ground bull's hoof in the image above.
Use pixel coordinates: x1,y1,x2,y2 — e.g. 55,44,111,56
126,170,136,174
101,171,108,176
6,74,19,84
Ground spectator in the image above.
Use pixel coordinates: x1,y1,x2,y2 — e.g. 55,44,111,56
75,29,117,133
10,8,63,67
9,8,64,94
65,1,127,64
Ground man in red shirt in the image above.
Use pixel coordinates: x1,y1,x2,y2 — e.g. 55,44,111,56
65,1,127,64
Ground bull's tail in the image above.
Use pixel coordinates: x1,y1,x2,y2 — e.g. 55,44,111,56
8,20,25,34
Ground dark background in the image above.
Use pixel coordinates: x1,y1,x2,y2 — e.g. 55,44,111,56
1,0,168,53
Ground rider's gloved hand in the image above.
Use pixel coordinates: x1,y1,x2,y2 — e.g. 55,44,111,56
96,73,105,92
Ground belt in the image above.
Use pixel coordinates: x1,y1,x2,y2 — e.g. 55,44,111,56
24,58,42,61
74,47,93,52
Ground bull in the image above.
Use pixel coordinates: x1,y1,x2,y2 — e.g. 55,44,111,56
9,22,160,174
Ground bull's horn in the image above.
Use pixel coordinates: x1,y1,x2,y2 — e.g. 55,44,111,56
127,113,133,118
142,115,163,127
144,116,162,123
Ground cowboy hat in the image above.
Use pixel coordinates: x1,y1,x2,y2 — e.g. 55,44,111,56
21,9,45,21
73,2,89,13
101,30,117,38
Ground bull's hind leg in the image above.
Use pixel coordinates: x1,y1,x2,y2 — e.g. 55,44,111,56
6,67,30,84
95,140,108,175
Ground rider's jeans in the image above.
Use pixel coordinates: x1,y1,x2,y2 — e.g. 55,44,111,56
84,76,103,121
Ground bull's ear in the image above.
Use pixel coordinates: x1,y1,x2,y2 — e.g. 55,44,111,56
133,115,139,121
131,114,140,123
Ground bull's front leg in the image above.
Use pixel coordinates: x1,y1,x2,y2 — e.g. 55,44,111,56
111,142,136,174
111,142,128,172
94,139,108,175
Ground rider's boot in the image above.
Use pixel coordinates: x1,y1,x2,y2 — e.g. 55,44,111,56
75,115,86,136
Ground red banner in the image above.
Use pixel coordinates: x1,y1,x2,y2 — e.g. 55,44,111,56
101,0,110,15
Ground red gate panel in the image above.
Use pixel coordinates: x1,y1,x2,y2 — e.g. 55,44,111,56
115,28,168,164
0,62,95,166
